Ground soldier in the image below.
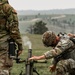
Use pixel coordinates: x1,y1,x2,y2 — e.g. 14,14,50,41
29,31,75,75
0,0,23,75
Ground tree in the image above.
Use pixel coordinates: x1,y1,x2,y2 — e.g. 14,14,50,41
33,21,48,34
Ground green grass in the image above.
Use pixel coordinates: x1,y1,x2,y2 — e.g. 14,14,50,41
11,34,52,75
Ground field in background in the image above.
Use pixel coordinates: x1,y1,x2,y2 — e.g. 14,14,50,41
19,14,75,34
11,12,75,75
11,34,52,75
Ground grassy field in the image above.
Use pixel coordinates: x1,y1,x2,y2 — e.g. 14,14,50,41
11,33,52,75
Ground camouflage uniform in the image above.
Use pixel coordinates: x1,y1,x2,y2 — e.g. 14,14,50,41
55,59,75,75
43,32,75,75
0,0,23,75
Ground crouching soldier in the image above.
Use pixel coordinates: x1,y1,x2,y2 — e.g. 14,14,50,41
29,31,75,75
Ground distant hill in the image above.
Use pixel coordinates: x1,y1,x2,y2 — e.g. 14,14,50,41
18,10,75,34
17,9,75,15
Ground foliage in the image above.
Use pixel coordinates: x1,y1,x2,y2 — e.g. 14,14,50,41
27,21,48,34
33,21,48,34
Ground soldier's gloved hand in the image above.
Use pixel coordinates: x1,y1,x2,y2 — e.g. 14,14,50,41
18,50,22,56
49,65,56,72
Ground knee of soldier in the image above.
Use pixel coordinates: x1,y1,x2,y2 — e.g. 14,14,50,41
68,59,75,69
66,59,75,75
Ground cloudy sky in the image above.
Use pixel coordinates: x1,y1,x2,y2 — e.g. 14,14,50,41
9,0,75,10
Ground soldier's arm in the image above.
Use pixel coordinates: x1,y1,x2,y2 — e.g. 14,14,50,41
68,33,75,37
44,50,57,59
29,55,45,61
29,49,57,61
3,4,23,51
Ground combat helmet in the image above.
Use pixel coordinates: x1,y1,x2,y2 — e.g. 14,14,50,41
42,31,56,47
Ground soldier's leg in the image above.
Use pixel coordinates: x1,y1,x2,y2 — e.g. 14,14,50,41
55,60,69,75
0,53,13,75
56,59,75,75
67,59,75,75
0,70,9,75
56,67,65,75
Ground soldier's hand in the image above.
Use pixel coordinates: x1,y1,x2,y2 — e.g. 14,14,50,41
29,55,45,61
28,56,38,61
18,50,22,56
49,65,56,72
68,33,73,37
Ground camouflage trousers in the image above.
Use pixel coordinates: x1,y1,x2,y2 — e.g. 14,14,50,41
52,59,75,75
0,51,13,75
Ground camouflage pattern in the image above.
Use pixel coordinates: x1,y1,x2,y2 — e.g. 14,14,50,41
42,31,56,47
44,38,74,59
44,37,75,75
0,0,23,74
0,0,8,2
0,53,13,75
55,59,75,75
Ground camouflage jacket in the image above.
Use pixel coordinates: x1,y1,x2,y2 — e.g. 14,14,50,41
0,2,23,50
44,37,75,74
44,38,74,59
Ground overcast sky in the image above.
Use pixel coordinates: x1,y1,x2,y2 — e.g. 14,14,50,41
9,0,75,10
